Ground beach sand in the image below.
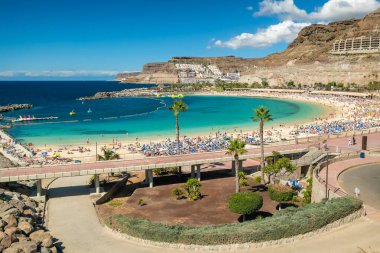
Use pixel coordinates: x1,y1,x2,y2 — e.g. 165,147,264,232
25,92,345,163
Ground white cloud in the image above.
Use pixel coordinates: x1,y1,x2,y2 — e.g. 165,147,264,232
215,20,310,49
254,0,380,22
214,0,379,50
254,0,308,20
309,0,380,22
246,6,254,11
0,70,121,78
0,71,17,77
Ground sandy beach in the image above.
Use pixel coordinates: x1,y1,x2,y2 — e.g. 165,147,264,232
21,91,347,162
2,89,379,165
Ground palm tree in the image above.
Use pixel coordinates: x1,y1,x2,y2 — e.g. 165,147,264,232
97,147,120,161
226,139,247,193
168,99,188,156
251,106,273,183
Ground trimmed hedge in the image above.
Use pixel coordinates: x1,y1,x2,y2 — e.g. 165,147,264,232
268,184,295,202
105,197,362,245
228,192,263,216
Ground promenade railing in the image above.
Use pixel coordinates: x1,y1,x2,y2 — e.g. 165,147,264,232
2,126,380,169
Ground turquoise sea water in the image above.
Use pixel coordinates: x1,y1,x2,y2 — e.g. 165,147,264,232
0,81,325,145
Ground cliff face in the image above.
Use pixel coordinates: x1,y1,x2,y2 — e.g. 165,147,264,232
117,8,380,86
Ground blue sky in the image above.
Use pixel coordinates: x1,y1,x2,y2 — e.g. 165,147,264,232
0,0,379,80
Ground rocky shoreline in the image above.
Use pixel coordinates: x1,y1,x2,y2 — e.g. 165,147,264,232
0,154,16,168
78,88,157,100
0,182,60,253
0,104,33,113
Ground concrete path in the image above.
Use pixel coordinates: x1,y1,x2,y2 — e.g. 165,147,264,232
47,176,161,253
47,176,380,253
4,131,380,182
339,163,380,210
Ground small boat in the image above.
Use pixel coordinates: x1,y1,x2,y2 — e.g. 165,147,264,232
87,108,92,113
69,110,76,116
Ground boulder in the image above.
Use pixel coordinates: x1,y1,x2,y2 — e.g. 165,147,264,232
24,200,37,209
0,203,13,214
18,221,34,235
50,245,58,253
15,233,30,242
29,230,53,248
3,241,37,253
9,199,25,212
18,216,33,224
0,218,7,230
23,209,36,216
0,231,6,241
40,246,52,253
5,214,18,229
1,208,21,218
4,227,18,237
0,233,13,249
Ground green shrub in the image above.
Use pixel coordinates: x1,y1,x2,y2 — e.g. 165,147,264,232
302,177,313,205
106,197,362,245
238,172,247,180
153,167,179,176
292,196,300,202
268,184,295,202
138,198,145,206
253,176,261,183
240,179,249,186
184,178,201,200
108,200,123,207
88,175,95,187
238,172,249,186
228,192,263,220
172,188,184,199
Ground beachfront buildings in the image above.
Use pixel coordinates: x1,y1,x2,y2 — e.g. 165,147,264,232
175,63,240,83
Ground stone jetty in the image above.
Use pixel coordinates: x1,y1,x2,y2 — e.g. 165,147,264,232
0,104,33,113
78,88,157,100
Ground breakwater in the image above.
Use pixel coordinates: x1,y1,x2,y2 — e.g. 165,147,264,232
0,104,33,113
78,88,157,100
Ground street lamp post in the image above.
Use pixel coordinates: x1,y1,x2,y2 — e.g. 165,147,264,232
95,142,98,161
325,152,329,199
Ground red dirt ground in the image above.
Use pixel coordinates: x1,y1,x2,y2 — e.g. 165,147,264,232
96,164,279,226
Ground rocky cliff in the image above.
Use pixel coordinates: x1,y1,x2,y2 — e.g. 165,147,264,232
116,8,380,86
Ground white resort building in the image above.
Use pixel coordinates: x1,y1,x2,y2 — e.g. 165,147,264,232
331,36,380,54
175,63,234,83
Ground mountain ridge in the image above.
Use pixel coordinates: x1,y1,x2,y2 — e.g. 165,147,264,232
116,8,380,86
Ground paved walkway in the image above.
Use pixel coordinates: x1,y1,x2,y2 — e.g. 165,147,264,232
339,163,380,210
319,156,380,193
47,176,380,253
3,132,380,182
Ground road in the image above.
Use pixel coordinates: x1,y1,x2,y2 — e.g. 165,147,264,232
339,163,380,210
47,176,380,253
